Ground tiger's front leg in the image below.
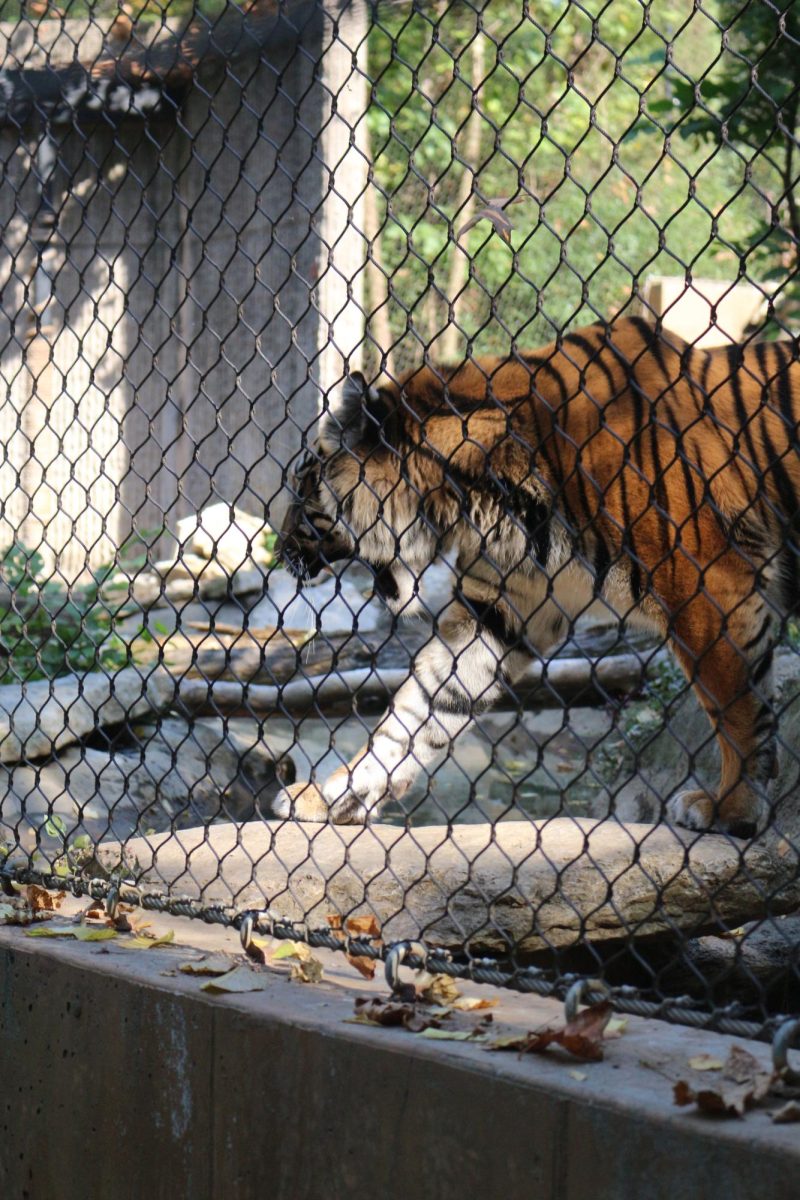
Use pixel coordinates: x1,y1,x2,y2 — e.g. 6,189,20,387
274,592,532,824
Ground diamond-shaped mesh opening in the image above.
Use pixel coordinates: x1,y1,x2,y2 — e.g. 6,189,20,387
0,0,798,1041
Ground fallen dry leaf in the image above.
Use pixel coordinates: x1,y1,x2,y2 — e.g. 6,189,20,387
351,997,440,1033
450,996,498,1012
569,1070,588,1082
605,1016,628,1038
674,1044,775,1117
201,966,267,994
178,955,233,976
418,1027,488,1042
420,974,462,1006
126,930,175,950
271,940,323,983
487,1001,613,1061
14,884,63,912
350,996,492,1040
327,913,381,980
688,1054,724,1072
25,925,117,942
772,1100,800,1124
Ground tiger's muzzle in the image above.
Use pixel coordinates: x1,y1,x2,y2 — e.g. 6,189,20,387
278,499,352,582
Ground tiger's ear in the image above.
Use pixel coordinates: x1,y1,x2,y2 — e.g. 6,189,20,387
321,372,389,453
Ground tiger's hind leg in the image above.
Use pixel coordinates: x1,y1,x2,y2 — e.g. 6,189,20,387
665,579,777,839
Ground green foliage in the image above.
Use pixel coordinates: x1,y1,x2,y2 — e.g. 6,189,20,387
642,0,800,333
0,543,130,685
366,0,766,368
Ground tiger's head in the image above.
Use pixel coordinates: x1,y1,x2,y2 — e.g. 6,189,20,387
278,372,440,613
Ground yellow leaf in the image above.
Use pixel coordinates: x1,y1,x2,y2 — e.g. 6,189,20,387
179,955,234,976
271,940,307,961
126,930,175,949
605,1016,628,1038
200,966,267,994
688,1054,724,1071
25,925,117,942
451,996,498,1012
569,1070,588,1081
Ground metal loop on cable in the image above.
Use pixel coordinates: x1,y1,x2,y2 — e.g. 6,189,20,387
772,1018,800,1084
105,884,120,922
239,912,256,955
564,977,613,1023
385,940,427,995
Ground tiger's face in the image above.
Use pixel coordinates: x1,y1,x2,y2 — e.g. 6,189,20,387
278,372,434,609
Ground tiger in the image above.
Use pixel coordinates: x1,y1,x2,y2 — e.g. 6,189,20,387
272,316,800,838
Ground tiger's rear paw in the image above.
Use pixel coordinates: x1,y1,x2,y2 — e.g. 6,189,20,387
667,790,715,831
667,789,759,839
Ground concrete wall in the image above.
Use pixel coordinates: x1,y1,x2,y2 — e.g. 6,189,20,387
1,921,799,1200
0,4,368,578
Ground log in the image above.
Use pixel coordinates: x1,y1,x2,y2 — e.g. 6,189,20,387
173,653,646,717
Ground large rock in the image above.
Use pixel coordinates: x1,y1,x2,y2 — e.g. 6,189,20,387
0,666,175,764
0,718,294,847
120,819,800,954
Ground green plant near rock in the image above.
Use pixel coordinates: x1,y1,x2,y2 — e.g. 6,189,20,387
0,543,131,685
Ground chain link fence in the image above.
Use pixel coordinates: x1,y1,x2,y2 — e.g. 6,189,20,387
0,0,799,1042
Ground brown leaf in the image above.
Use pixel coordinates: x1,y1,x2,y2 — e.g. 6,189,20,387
17,884,57,912
346,954,376,980
344,914,381,940
352,997,429,1031
673,1044,775,1117
488,1001,613,1061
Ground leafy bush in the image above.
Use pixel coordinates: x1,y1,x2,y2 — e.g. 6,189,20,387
0,544,129,685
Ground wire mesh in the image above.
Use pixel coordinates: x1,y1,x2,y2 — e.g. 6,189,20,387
0,0,799,1040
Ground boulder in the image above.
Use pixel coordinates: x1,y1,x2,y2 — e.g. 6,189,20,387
120,818,800,954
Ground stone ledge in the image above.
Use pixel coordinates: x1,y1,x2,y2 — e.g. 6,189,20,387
124,818,800,953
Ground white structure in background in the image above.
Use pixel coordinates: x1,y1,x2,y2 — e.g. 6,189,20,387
641,275,769,348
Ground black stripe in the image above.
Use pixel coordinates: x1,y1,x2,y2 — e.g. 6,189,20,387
743,613,772,652
519,495,551,567
760,423,800,609
592,531,611,594
373,563,399,602
458,593,519,648
774,341,796,433
726,344,760,471
561,331,617,397
433,682,473,716
751,645,774,685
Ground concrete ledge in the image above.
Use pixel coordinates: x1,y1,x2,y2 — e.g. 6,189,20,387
1,911,799,1200
124,818,800,952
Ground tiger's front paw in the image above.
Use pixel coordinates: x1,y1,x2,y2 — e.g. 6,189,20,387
271,780,331,822
322,764,382,825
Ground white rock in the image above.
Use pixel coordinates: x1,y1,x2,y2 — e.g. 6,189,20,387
249,569,386,635
176,503,273,571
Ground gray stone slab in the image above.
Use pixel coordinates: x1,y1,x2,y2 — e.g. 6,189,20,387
122,818,800,953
